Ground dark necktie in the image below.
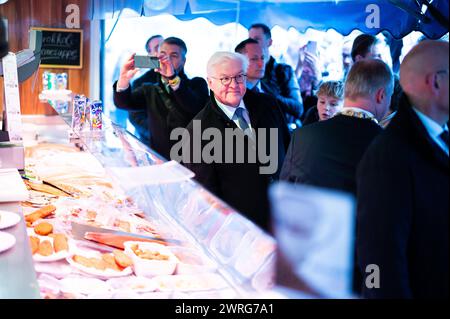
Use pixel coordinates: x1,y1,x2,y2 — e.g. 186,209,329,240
234,107,255,141
439,130,449,147
235,107,250,131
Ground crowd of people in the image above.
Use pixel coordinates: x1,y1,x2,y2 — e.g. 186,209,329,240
113,23,449,299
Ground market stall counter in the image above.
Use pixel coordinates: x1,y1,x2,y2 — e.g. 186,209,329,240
2,112,276,299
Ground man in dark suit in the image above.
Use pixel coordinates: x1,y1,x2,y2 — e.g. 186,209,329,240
234,38,266,93
280,59,394,294
249,23,304,128
177,52,290,231
280,59,393,194
356,40,449,299
113,37,209,160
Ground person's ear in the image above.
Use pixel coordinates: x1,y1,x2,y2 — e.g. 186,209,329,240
426,73,440,94
434,74,440,90
268,38,273,48
355,55,363,62
207,77,213,88
376,87,386,104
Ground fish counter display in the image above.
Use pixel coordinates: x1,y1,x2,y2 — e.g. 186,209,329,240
0,114,276,299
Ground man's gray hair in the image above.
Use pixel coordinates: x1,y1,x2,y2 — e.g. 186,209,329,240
345,59,394,100
207,51,249,77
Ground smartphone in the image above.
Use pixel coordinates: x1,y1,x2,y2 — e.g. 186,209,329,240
134,55,160,69
306,41,318,55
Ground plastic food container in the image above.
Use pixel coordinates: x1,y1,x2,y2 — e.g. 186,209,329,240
124,241,178,278
168,246,217,275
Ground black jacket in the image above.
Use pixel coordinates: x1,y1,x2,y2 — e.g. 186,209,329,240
182,90,290,231
280,113,383,294
356,96,449,299
113,72,209,159
131,69,159,89
281,114,382,195
302,106,320,126
261,56,304,124
127,70,161,146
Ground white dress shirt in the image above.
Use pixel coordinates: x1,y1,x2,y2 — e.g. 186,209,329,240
215,98,253,131
246,81,263,93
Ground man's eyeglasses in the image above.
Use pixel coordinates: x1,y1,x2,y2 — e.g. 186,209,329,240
211,74,247,86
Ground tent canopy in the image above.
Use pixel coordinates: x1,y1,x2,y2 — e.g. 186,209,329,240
91,0,449,39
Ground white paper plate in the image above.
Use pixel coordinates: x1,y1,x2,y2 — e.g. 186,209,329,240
66,253,133,280
0,210,21,230
27,228,72,262
34,247,70,263
60,276,110,296
0,231,16,253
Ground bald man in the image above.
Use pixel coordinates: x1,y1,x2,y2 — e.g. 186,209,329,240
356,40,449,299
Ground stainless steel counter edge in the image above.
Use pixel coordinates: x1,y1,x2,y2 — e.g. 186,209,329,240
0,202,41,299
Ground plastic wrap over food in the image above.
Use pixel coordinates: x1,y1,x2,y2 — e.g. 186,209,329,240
107,161,194,189
269,182,355,299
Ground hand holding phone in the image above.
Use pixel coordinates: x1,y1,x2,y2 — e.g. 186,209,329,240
118,53,140,89
134,55,160,69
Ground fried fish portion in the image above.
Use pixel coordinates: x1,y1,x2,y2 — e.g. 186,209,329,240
29,236,40,254
38,240,54,256
113,250,133,268
25,205,56,226
101,253,120,271
52,234,68,252
34,222,53,236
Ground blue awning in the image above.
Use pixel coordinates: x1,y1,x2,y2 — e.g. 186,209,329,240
91,0,449,39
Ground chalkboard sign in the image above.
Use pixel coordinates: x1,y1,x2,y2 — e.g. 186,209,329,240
31,27,83,69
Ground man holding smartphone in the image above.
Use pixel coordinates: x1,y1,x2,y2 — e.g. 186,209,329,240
128,34,163,146
113,37,209,160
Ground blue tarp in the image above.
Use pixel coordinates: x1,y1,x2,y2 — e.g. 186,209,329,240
91,0,449,39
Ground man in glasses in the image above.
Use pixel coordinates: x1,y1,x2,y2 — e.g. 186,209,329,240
179,51,290,231
113,37,209,160
357,40,449,299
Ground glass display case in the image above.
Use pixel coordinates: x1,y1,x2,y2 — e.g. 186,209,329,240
10,108,276,299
